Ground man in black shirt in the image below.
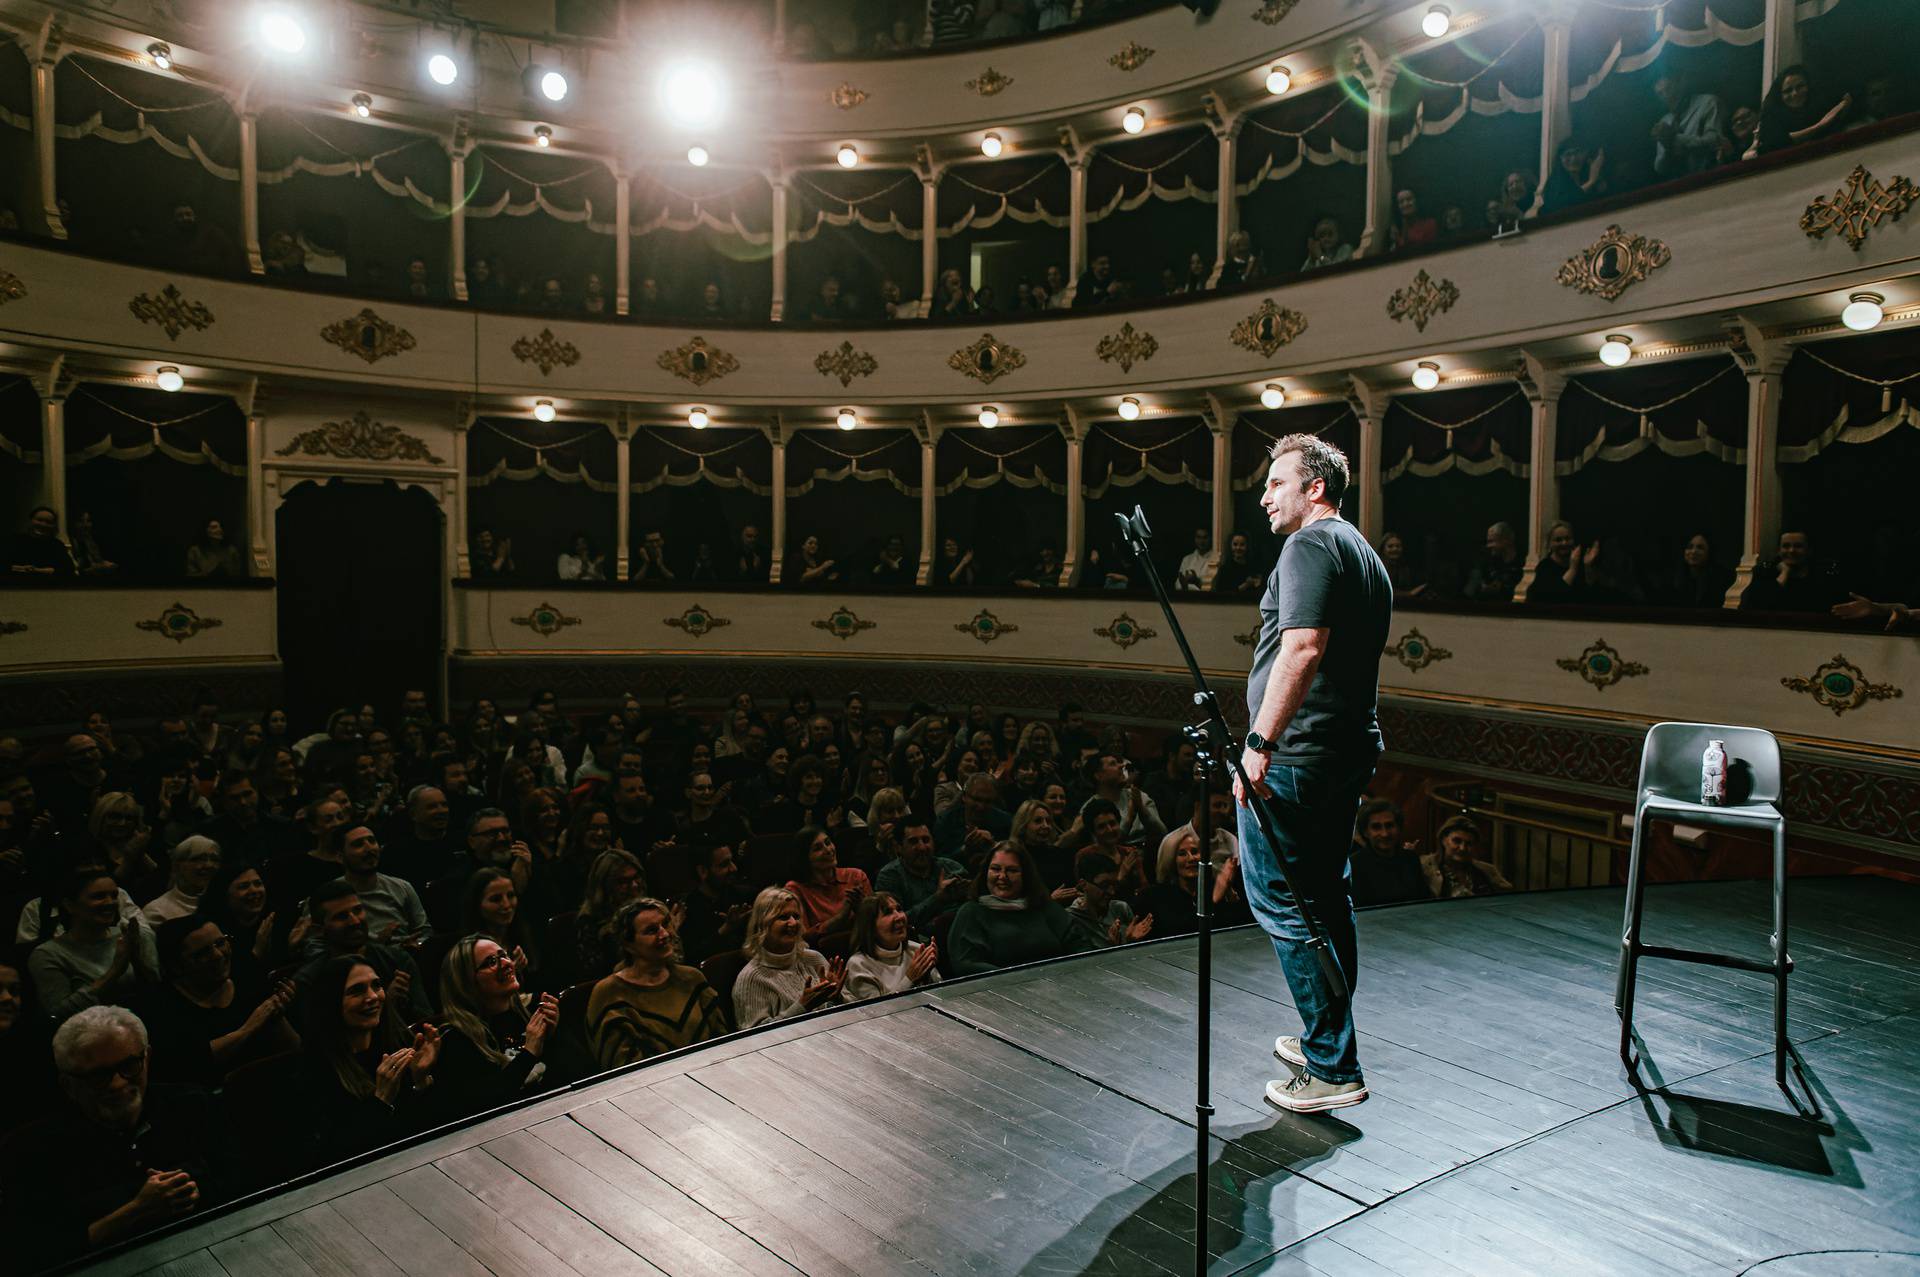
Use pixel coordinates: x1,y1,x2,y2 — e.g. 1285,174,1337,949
1348,799,1429,906
677,840,752,967
1238,433,1390,1114
1740,529,1847,613
7,505,76,577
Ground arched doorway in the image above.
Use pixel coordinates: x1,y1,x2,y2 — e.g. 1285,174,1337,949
275,480,443,732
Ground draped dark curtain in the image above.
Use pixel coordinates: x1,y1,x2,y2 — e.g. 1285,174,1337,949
628,425,770,574
1236,84,1367,276
1800,0,1920,87
1085,417,1212,583
787,169,922,320
0,42,34,226
784,428,919,578
1232,403,1359,566
1085,127,1217,296
464,146,617,312
934,423,1065,585
629,168,773,321
937,154,1070,307
1383,384,1529,586
466,418,618,583
0,377,41,534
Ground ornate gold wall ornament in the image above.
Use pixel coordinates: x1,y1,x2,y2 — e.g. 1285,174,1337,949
815,341,878,388
1108,41,1155,71
511,602,581,637
829,82,869,110
1781,654,1902,716
1095,613,1157,649
320,307,417,364
1251,0,1302,23
1384,629,1453,672
0,620,27,636
1556,638,1648,691
957,609,1018,644
511,327,581,376
128,283,213,340
813,606,877,640
1799,164,1918,250
274,410,445,464
664,605,731,638
656,336,740,387
1229,298,1308,358
136,602,221,644
965,67,1013,97
1385,270,1460,333
947,332,1027,385
0,268,25,305
1554,225,1670,302
1095,322,1159,373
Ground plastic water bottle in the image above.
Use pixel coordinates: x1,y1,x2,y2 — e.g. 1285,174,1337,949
1701,739,1728,806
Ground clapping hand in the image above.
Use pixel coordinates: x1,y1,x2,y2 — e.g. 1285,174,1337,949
373,1047,414,1104
408,1023,441,1081
523,992,561,1057
907,941,938,984
802,956,848,1007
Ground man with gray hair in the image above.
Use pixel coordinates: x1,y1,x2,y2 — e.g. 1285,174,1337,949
2,1006,220,1265
1464,520,1524,601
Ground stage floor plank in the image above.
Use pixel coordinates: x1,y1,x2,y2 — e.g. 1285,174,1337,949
96,878,1920,1277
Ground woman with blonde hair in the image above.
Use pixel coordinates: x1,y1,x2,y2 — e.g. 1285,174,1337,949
732,886,844,1028
433,935,559,1121
572,847,645,981
86,792,164,906
587,897,726,1066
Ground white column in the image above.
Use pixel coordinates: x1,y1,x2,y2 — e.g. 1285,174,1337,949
918,426,938,586
239,112,263,275
614,425,632,581
919,172,940,318
1355,53,1399,258
39,391,65,534
1535,8,1575,216
1208,120,1240,289
448,142,469,302
1515,355,1566,601
773,0,788,52
1203,396,1232,586
768,425,788,585
1064,154,1091,304
245,412,269,576
1761,0,1801,100
32,57,64,239
770,174,789,323
1347,376,1386,545
452,421,471,577
1729,368,1786,607
614,167,631,317
1061,407,1086,587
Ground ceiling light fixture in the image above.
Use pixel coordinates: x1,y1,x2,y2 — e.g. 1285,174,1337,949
534,125,552,147
1122,106,1146,134
1411,361,1441,391
836,408,858,431
1841,290,1886,332
155,366,184,392
981,132,1004,158
688,407,709,429
978,406,999,428
427,53,459,86
1265,64,1291,95
1260,383,1285,409
539,69,568,102
660,62,724,128
1598,334,1633,367
1422,4,1452,38
257,9,306,55
686,144,710,167
533,399,556,422
351,92,372,118
147,42,173,70
1117,396,1141,421
836,143,860,168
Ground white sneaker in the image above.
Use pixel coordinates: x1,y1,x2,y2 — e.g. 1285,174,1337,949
1264,1070,1368,1113
1273,1035,1306,1068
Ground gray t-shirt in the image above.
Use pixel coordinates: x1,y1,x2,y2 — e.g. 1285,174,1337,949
1246,517,1392,761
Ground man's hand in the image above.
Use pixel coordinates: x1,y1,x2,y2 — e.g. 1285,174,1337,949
1050,883,1079,905
130,1169,199,1222
387,968,413,1010
1234,748,1273,806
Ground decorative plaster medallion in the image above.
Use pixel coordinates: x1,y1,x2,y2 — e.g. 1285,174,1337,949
1781,654,1902,716
1096,322,1159,373
275,411,445,464
965,67,1013,97
1251,0,1302,23
1108,41,1155,71
829,82,869,110
947,332,1027,385
1385,628,1453,672
511,327,581,376
1556,638,1648,691
128,283,214,341
320,307,417,364
136,602,221,644
957,609,1018,644
1233,625,1259,647
1800,164,1918,250
1385,270,1460,333
1554,225,1670,302
664,604,731,638
511,602,581,637
656,335,740,387
1095,612,1157,649
0,620,27,636
0,268,25,305
815,340,878,388
1230,298,1308,358
813,606,877,640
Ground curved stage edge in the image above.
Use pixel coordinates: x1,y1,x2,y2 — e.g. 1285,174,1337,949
93,879,1920,1277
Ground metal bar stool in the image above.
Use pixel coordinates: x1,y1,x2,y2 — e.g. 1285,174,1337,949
1615,722,1793,1086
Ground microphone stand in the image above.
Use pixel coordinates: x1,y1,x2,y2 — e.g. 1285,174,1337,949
1113,505,1349,1277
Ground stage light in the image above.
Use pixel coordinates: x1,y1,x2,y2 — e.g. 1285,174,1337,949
257,8,306,55
1122,106,1146,134
1260,383,1285,409
1265,64,1291,95
148,42,173,70
534,125,552,147
837,408,857,431
978,406,999,428
351,92,372,118
427,53,459,86
155,366,183,392
981,132,1004,158
539,69,568,102
533,399,556,422
837,144,860,168
1117,396,1141,421
1842,291,1885,331
1411,361,1441,391
1598,334,1632,367
687,145,710,167
660,62,724,128
1422,5,1452,38
688,407,709,429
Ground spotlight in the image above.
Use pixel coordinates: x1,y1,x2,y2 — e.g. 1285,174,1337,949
688,407,709,429
1421,4,1452,38
534,125,552,147
978,406,999,428
147,41,173,70
836,408,857,431
533,399,556,422
1260,383,1285,409
1265,64,1291,95
1598,334,1633,367
155,366,184,392
981,132,1004,158
1117,396,1141,421
836,144,860,168
687,145,710,167
1122,106,1146,134
539,69,568,102
1842,291,1885,332
351,92,372,118
257,8,307,55
660,62,724,128
1411,361,1441,391
427,53,459,86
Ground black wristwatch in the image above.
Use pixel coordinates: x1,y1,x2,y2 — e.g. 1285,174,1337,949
1245,730,1273,753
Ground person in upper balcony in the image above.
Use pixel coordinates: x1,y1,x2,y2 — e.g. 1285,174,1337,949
931,268,976,319
934,536,977,589
1301,216,1353,270
1852,75,1907,127
879,278,912,320
580,273,609,316
70,511,117,576
1650,70,1726,178
184,518,244,580
1462,521,1523,602
1072,254,1118,308
1755,65,1853,155
1012,545,1062,589
1541,138,1608,214
10,506,76,577
733,524,769,583
697,280,730,321
1379,532,1427,602
1740,529,1848,613
1043,264,1071,311
1176,252,1211,293
803,275,847,323
1174,527,1212,591
869,533,914,588
404,257,431,301
555,533,606,582
1220,231,1263,286
787,534,842,588
1525,521,1584,605
1720,105,1761,163
1389,189,1438,251
470,527,514,579
631,529,675,585
1654,532,1735,608
1212,533,1267,596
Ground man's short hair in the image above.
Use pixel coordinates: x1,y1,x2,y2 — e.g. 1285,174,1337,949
1356,798,1401,835
1075,849,1119,881
217,770,254,795
1268,433,1350,507
1083,797,1122,828
52,1006,148,1074
963,772,998,799
899,812,933,838
309,878,359,924
465,806,507,837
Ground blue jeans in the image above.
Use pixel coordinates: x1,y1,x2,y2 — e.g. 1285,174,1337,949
1238,754,1377,1084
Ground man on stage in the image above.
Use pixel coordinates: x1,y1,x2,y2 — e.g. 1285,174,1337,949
1236,434,1391,1113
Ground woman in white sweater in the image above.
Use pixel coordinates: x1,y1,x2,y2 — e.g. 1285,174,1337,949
842,891,941,1003
731,886,845,1028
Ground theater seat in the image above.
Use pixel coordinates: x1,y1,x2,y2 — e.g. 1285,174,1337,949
218,1049,311,1188
700,949,749,1029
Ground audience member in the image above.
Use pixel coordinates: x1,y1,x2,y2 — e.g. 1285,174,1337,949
1421,816,1513,898
434,936,558,1116
140,836,222,925
1175,527,1212,591
1755,64,1851,154
1654,533,1735,608
787,534,842,587
588,896,725,1065
557,533,607,582
8,506,76,576
732,886,845,1027
142,914,294,1087
1301,216,1353,270
1135,824,1248,938
1650,70,1726,178
30,869,159,1021
1463,521,1523,601
1390,189,1438,251
1379,532,1427,601
68,511,117,576
1740,530,1847,613
1072,254,1118,308
841,891,940,1002
875,813,968,928
471,528,515,579
1212,533,1266,594
1348,799,1428,906
292,880,434,1022
785,827,870,945
946,842,1089,974
295,955,440,1165
1063,849,1150,948
183,519,244,579
1220,230,1262,285
1541,138,1608,214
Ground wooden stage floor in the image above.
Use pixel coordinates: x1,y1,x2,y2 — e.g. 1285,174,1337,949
96,878,1920,1277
